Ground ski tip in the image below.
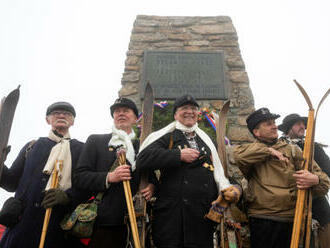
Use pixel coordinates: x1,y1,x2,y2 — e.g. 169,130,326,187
17,85,21,90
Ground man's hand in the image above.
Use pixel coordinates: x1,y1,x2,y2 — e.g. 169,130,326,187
107,165,131,183
41,189,70,209
268,147,289,163
293,170,319,189
140,183,155,201
180,148,199,163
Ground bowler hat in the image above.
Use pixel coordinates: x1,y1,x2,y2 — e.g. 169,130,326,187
110,97,139,118
278,113,308,134
46,102,76,117
173,94,199,115
246,108,280,134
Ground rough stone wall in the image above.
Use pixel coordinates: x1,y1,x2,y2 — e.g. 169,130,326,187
120,15,255,143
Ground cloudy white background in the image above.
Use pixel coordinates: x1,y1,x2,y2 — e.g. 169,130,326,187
1,0,330,204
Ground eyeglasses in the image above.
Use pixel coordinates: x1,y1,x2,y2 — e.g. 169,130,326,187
50,111,73,117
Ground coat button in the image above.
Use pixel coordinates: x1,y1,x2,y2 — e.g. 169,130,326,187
183,198,188,204
183,180,188,185
41,178,47,182
35,202,40,207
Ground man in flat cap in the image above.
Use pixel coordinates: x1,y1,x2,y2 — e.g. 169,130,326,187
0,101,84,248
73,97,154,248
279,113,330,248
233,108,330,248
136,94,241,248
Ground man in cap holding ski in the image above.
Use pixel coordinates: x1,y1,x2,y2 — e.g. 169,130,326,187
233,108,329,248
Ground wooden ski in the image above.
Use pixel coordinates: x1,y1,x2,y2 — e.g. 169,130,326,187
290,80,330,248
215,100,240,248
136,82,154,247
0,86,20,179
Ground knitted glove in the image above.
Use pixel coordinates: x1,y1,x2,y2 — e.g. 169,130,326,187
221,185,242,203
205,194,229,223
41,189,70,209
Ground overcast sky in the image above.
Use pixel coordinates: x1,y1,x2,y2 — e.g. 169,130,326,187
1,0,329,204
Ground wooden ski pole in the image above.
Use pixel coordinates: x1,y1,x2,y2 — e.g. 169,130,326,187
117,149,141,248
39,160,62,248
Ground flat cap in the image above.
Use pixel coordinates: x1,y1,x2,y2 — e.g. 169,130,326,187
46,101,76,117
173,94,199,115
246,107,280,134
278,113,308,134
110,97,139,118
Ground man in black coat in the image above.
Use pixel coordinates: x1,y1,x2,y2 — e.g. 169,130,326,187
73,98,154,248
0,102,84,248
279,113,330,248
136,95,240,248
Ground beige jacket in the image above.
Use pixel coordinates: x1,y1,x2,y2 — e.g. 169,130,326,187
233,140,330,219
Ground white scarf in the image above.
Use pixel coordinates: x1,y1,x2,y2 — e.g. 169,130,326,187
139,121,231,192
108,125,136,171
43,130,72,191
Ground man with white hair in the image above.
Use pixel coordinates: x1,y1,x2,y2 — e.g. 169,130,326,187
136,94,240,248
0,101,84,248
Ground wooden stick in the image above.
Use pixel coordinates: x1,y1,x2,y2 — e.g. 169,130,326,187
118,152,141,248
39,160,61,248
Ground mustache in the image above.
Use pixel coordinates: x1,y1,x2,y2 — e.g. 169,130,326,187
55,119,69,125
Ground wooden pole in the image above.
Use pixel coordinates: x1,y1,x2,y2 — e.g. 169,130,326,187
118,151,141,248
39,160,62,248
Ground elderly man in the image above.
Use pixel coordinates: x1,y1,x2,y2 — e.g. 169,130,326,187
0,102,84,248
73,98,154,248
136,95,240,248
279,113,330,248
233,108,330,248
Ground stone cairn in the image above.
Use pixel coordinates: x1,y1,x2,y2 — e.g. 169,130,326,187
119,15,254,247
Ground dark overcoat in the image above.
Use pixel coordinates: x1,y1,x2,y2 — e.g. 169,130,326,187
73,134,140,227
136,129,218,248
0,137,84,248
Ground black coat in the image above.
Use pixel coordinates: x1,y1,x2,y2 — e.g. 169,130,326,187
136,129,218,248
73,134,140,227
296,140,330,226
0,137,84,248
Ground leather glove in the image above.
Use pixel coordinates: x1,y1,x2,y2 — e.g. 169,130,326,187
221,185,242,203
41,189,70,209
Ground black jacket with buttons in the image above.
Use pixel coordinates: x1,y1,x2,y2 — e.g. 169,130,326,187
136,129,218,248
73,133,140,227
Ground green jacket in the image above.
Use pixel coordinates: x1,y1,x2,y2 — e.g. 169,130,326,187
233,139,330,219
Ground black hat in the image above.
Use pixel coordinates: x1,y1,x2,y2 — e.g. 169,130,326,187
278,113,308,134
46,102,76,117
110,97,139,118
246,108,280,134
173,94,199,115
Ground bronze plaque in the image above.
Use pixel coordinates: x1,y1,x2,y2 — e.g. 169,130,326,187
141,50,227,100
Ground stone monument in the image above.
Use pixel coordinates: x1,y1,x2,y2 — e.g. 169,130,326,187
119,15,255,143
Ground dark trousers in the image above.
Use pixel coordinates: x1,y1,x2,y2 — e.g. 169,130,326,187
249,217,293,248
88,225,128,248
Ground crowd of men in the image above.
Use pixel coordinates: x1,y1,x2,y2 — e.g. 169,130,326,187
0,94,329,248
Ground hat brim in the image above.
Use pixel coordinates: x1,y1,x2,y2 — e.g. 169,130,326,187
110,103,138,118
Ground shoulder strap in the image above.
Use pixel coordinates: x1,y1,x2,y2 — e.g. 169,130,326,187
24,140,37,159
